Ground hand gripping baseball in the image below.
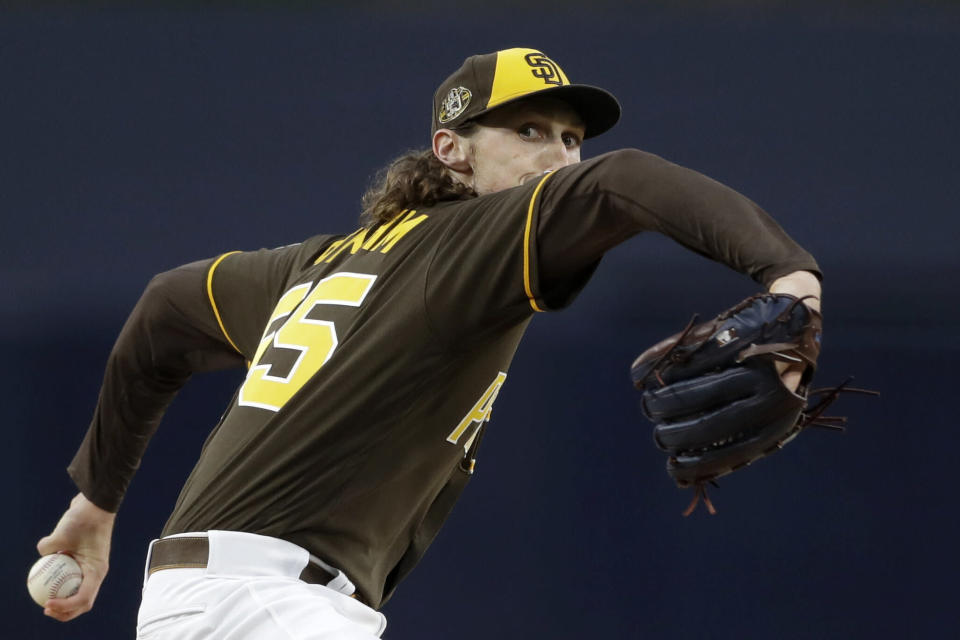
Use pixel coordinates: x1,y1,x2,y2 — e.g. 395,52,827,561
35,493,115,621
631,293,877,515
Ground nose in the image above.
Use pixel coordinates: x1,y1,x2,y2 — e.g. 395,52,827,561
544,139,578,169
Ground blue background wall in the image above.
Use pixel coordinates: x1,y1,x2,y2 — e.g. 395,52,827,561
4,3,958,638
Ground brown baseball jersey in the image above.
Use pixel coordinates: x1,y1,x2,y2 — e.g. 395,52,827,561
68,149,819,607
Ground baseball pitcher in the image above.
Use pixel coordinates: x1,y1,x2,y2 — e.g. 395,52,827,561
37,48,824,638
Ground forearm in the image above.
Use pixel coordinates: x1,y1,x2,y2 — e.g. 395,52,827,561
538,149,820,287
68,261,245,512
68,336,192,512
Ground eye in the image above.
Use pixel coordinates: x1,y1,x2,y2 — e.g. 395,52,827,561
562,132,582,148
517,124,542,140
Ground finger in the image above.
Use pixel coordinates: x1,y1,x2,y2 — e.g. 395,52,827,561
36,535,60,556
42,559,103,621
43,603,91,622
44,605,83,622
43,592,87,622
43,586,97,621
44,603,90,622
776,360,805,392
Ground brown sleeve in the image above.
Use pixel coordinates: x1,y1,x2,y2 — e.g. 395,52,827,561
67,259,246,511
532,148,821,308
67,236,337,512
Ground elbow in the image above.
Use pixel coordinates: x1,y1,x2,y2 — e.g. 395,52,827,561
607,147,662,167
141,261,204,306
133,265,199,337
589,148,673,189
137,271,180,317
143,269,176,299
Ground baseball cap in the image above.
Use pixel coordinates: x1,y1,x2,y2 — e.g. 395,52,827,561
432,47,621,139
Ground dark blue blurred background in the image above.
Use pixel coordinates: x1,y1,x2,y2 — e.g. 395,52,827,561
4,3,957,638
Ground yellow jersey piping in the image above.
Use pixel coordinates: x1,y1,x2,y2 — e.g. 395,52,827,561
206,251,243,354
523,172,557,312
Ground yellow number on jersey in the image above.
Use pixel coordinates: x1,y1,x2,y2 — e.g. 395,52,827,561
238,272,377,412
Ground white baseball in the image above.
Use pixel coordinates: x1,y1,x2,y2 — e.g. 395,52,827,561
27,554,83,606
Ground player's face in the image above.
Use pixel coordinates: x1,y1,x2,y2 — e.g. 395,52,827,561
466,97,586,195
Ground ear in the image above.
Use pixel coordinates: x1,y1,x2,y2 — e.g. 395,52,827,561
432,129,472,173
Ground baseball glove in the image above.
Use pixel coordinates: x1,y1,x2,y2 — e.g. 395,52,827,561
631,293,873,516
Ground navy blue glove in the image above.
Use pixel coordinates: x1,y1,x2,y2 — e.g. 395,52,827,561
632,294,823,514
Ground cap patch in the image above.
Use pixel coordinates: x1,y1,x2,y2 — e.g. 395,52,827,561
438,86,472,124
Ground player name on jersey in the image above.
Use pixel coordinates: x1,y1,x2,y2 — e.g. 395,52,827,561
315,210,428,264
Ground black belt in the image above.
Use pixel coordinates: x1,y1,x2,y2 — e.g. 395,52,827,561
147,536,337,587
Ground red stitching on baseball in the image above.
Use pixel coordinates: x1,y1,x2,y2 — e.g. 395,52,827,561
32,556,82,601
50,568,82,599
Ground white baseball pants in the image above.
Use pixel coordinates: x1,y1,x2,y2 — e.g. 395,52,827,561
136,531,386,640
